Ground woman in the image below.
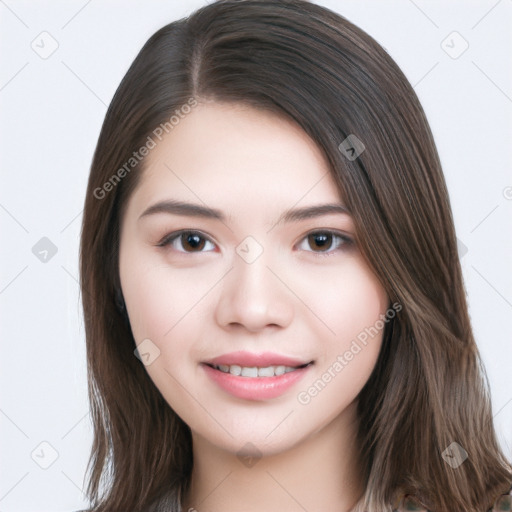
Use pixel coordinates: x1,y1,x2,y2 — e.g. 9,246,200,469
79,1,512,510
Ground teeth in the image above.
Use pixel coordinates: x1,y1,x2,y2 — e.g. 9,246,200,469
215,364,303,377
229,364,242,376
275,365,286,376
258,366,275,377
241,366,258,377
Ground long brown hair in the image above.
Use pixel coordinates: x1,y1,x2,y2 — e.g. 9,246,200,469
79,1,512,510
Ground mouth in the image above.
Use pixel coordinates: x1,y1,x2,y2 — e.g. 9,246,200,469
204,361,313,378
201,358,314,400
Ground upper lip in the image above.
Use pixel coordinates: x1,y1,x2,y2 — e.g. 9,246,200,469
204,351,313,368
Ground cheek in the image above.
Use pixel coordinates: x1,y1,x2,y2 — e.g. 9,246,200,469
120,249,215,354
298,258,388,348
299,260,388,393
119,254,206,405
121,266,171,344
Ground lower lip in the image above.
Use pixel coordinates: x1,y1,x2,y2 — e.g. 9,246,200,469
201,363,312,401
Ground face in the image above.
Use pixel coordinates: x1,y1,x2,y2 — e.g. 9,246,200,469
119,101,389,456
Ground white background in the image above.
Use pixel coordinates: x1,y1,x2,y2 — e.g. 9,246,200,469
0,1,511,511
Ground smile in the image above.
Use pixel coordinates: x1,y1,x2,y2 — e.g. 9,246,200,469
210,363,310,378
201,361,313,400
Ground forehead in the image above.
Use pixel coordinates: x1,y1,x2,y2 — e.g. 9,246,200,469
127,101,344,216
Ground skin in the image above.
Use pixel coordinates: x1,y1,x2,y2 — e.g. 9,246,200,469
119,101,390,512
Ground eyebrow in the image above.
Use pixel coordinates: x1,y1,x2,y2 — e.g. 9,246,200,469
138,199,350,224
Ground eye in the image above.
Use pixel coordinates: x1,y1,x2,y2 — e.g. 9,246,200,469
157,230,216,253
157,229,353,256
296,230,353,255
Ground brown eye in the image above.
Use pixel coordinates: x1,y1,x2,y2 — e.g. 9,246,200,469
307,232,333,252
298,230,352,255
181,232,206,251
159,231,216,253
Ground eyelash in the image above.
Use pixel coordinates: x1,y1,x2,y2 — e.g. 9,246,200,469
157,229,353,256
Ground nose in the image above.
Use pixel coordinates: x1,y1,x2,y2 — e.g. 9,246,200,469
214,246,294,333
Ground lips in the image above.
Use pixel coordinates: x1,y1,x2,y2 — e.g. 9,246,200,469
204,350,313,368
202,362,312,400
201,351,314,400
